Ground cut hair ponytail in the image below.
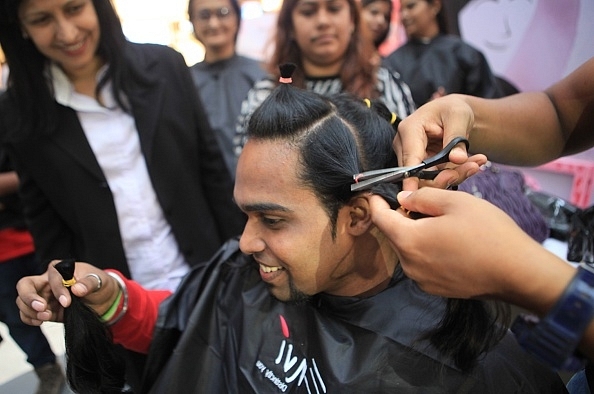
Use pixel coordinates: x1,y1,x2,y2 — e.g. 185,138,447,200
55,259,127,393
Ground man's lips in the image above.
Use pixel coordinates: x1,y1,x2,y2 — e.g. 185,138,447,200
260,263,284,273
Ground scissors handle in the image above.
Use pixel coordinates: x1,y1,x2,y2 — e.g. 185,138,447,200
419,136,470,169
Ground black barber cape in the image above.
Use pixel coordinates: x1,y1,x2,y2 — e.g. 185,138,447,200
140,239,566,393
383,34,501,108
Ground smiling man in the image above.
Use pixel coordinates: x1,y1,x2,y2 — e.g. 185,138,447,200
17,79,566,392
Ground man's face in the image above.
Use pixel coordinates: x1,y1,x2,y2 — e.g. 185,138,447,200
234,139,357,302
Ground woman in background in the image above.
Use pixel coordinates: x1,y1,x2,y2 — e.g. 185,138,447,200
188,0,266,177
383,0,501,108
233,0,415,154
360,0,392,50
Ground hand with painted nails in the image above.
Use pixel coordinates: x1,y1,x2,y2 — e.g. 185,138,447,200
16,260,120,326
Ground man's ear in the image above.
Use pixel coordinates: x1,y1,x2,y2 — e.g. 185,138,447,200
347,195,373,236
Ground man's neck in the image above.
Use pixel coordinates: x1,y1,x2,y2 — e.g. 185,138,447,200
336,230,399,298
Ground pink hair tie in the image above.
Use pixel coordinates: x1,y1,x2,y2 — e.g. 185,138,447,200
279,76,292,84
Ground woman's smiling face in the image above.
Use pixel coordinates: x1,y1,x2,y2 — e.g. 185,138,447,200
19,0,102,79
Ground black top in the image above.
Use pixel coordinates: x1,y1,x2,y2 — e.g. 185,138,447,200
0,147,25,230
384,34,502,107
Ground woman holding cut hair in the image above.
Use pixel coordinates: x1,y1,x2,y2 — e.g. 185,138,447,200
0,1,245,385
0,0,244,293
233,0,415,154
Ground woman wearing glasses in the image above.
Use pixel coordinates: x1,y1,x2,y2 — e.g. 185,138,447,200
188,0,266,177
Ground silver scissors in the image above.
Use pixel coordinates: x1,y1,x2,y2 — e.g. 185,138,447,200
351,136,470,192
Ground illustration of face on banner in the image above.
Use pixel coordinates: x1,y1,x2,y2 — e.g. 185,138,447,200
456,0,593,92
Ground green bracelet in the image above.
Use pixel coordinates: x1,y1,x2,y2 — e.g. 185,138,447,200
100,289,122,322
105,271,129,326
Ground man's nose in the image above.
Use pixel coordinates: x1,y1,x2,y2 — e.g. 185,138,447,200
238,219,266,255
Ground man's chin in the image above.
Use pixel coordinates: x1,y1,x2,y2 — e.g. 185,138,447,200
267,284,311,305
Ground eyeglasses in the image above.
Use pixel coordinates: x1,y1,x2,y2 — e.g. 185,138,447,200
193,7,233,22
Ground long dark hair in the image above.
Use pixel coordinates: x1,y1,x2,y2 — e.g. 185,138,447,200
54,259,126,393
267,0,377,98
247,65,509,371
0,0,145,139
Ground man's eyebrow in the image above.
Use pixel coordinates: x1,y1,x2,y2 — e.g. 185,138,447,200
240,203,292,213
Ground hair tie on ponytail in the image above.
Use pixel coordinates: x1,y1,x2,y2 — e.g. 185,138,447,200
279,63,297,84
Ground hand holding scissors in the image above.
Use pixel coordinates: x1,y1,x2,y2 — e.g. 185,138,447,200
351,137,470,192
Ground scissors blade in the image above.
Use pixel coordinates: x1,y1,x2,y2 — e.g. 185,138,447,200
352,165,417,182
350,137,469,191
351,170,408,191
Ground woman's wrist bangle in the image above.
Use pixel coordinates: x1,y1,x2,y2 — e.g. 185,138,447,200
100,289,122,322
104,271,129,327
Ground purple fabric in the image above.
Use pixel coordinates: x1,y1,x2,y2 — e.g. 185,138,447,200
458,163,550,243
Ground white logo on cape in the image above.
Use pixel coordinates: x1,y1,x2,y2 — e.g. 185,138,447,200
255,315,327,393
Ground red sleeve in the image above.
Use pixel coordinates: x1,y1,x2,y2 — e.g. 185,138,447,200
105,270,172,354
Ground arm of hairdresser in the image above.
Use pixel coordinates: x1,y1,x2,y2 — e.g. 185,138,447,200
369,188,594,361
394,57,594,190
16,263,170,354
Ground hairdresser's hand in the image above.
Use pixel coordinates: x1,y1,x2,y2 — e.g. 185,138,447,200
369,188,574,306
16,261,120,326
394,95,476,191
417,153,487,190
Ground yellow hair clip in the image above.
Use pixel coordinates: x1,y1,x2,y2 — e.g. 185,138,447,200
363,98,371,108
390,113,398,125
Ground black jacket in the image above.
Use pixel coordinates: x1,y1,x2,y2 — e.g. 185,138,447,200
384,34,502,107
0,43,245,275
0,148,25,230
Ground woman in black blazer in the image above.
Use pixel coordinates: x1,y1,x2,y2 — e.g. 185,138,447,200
0,0,245,292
